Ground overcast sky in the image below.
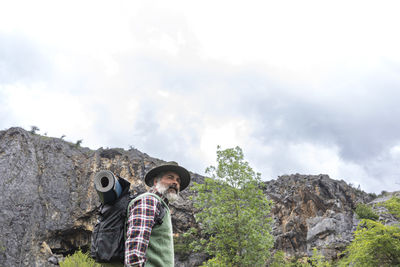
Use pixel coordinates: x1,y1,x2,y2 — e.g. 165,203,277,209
1,0,400,193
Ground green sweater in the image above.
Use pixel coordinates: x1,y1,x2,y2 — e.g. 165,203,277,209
129,193,174,267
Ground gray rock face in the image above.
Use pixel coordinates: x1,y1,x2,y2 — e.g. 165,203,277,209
263,174,375,259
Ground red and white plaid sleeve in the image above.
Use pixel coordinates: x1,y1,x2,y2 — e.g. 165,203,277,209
125,194,159,267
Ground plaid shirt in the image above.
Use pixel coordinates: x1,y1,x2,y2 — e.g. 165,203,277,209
124,189,167,267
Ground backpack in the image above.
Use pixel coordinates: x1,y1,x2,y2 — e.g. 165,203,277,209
90,177,165,263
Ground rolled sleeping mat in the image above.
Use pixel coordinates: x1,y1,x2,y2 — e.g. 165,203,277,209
94,170,122,204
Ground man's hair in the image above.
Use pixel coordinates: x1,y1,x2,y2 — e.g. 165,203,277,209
152,171,167,186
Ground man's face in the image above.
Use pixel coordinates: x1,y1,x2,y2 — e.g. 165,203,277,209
154,171,181,194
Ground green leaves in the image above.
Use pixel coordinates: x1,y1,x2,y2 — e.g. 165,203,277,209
339,219,400,266
59,250,100,267
354,203,379,221
339,196,400,266
382,196,400,219
188,146,274,267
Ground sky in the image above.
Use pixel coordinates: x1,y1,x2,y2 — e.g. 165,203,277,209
1,0,400,193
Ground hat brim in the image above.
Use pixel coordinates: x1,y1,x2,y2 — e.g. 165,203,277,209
144,164,191,191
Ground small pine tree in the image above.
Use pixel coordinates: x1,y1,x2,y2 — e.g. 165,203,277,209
30,126,40,134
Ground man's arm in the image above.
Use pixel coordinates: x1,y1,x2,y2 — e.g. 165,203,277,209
125,195,160,267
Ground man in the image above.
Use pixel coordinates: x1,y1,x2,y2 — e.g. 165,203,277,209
125,162,191,267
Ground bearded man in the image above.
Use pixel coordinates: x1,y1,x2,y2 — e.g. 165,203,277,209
124,162,191,267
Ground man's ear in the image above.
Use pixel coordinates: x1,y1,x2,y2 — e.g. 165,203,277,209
153,179,158,186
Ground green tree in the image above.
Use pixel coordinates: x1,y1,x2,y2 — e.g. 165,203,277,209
188,146,274,267
338,219,400,267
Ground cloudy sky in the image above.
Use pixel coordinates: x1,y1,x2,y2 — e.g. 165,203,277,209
1,0,399,193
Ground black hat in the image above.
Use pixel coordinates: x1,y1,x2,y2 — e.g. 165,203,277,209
144,161,191,191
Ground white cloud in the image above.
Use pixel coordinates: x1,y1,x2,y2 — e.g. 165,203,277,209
1,0,400,194
1,82,93,138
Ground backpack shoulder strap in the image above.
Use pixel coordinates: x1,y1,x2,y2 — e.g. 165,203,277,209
154,201,166,225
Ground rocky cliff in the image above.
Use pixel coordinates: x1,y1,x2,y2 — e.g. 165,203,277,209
0,127,389,267
0,127,202,267
263,174,375,260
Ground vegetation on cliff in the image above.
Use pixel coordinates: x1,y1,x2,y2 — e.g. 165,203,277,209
268,196,400,267
338,218,400,266
269,248,333,266
59,250,100,267
354,203,379,221
382,196,400,219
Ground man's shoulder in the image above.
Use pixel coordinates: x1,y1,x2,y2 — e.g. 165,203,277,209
131,192,161,205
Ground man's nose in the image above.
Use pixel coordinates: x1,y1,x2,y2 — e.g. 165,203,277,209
172,179,179,187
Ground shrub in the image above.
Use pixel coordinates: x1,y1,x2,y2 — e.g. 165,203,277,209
382,196,400,219
309,248,332,267
174,233,194,261
59,250,100,267
269,250,287,267
338,219,400,266
355,203,379,221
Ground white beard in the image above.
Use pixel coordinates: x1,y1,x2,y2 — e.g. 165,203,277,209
155,182,179,202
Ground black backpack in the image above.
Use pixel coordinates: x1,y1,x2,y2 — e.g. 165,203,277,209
90,177,165,263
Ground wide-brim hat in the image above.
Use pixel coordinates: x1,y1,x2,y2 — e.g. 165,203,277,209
144,161,191,191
